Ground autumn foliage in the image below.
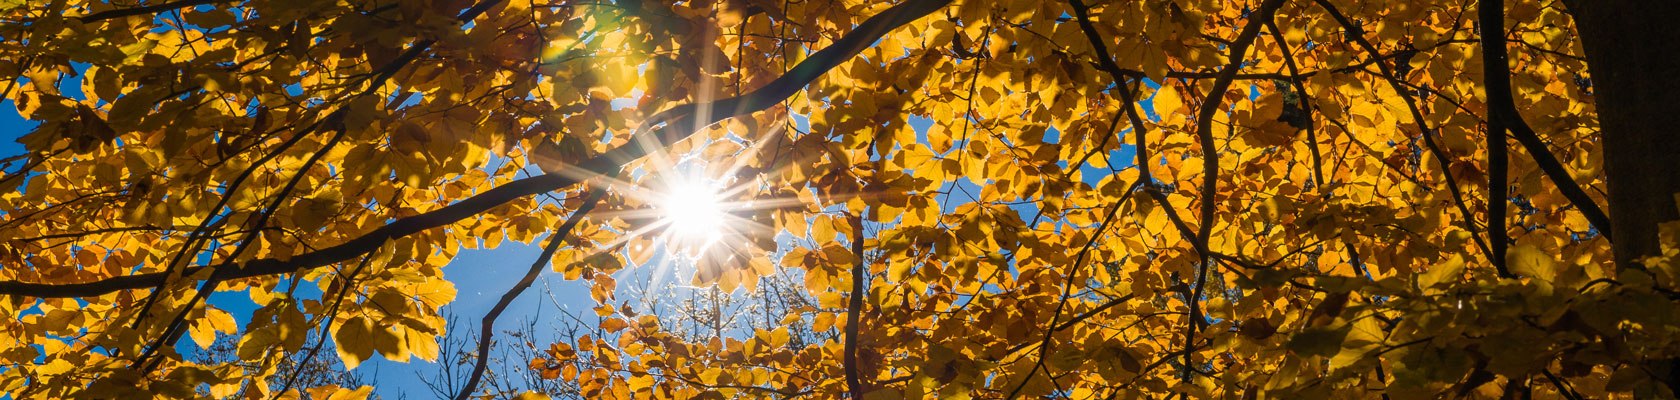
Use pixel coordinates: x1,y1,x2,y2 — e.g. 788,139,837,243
1,0,1678,398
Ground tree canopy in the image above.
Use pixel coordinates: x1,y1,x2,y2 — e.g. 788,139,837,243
1,0,1678,398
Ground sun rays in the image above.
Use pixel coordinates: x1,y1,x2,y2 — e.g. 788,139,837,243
534,116,812,292
525,35,813,289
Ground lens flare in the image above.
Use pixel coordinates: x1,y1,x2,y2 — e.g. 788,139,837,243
657,175,725,254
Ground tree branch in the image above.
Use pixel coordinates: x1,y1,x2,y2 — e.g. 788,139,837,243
136,123,353,371
127,0,502,365
1479,0,1613,242
1003,179,1138,398
0,0,957,300
454,185,608,400
1264,19,1326,188
1313,0,1496,263
1179,0,1286,388
272,254,376,398
1480,0,1514,277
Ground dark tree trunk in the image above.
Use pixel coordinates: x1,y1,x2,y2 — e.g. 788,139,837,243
1570,0,1680,393
1571,1,1680,270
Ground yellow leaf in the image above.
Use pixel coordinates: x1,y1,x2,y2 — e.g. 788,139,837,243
1419,255,1464,291
404,326,440,362
372,324,407,361
188,306,237,349
601,318,629,333
238,327,279,361
1562,211,1591,232
308,385,373,400
1153,85,1182,117
812,215,837,243
515,391,552,400
334,316,376,370
1507,244,1557,283
305,385,342,400
414,279,457,310
36,359,74,376
749,256,775,276
1329,316,1384,370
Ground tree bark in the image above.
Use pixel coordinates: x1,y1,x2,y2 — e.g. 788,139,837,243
1571,1,1680,269
1570,0,1680,393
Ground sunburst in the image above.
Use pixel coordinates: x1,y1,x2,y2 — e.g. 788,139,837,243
550,122,807,287
651,165,728,258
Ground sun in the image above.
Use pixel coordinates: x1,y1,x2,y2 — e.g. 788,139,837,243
611,139,791,275
656,174,726,253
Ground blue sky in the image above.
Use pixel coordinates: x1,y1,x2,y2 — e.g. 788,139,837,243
0,100,31,157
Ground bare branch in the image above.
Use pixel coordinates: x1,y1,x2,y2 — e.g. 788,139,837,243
455,185,608,400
